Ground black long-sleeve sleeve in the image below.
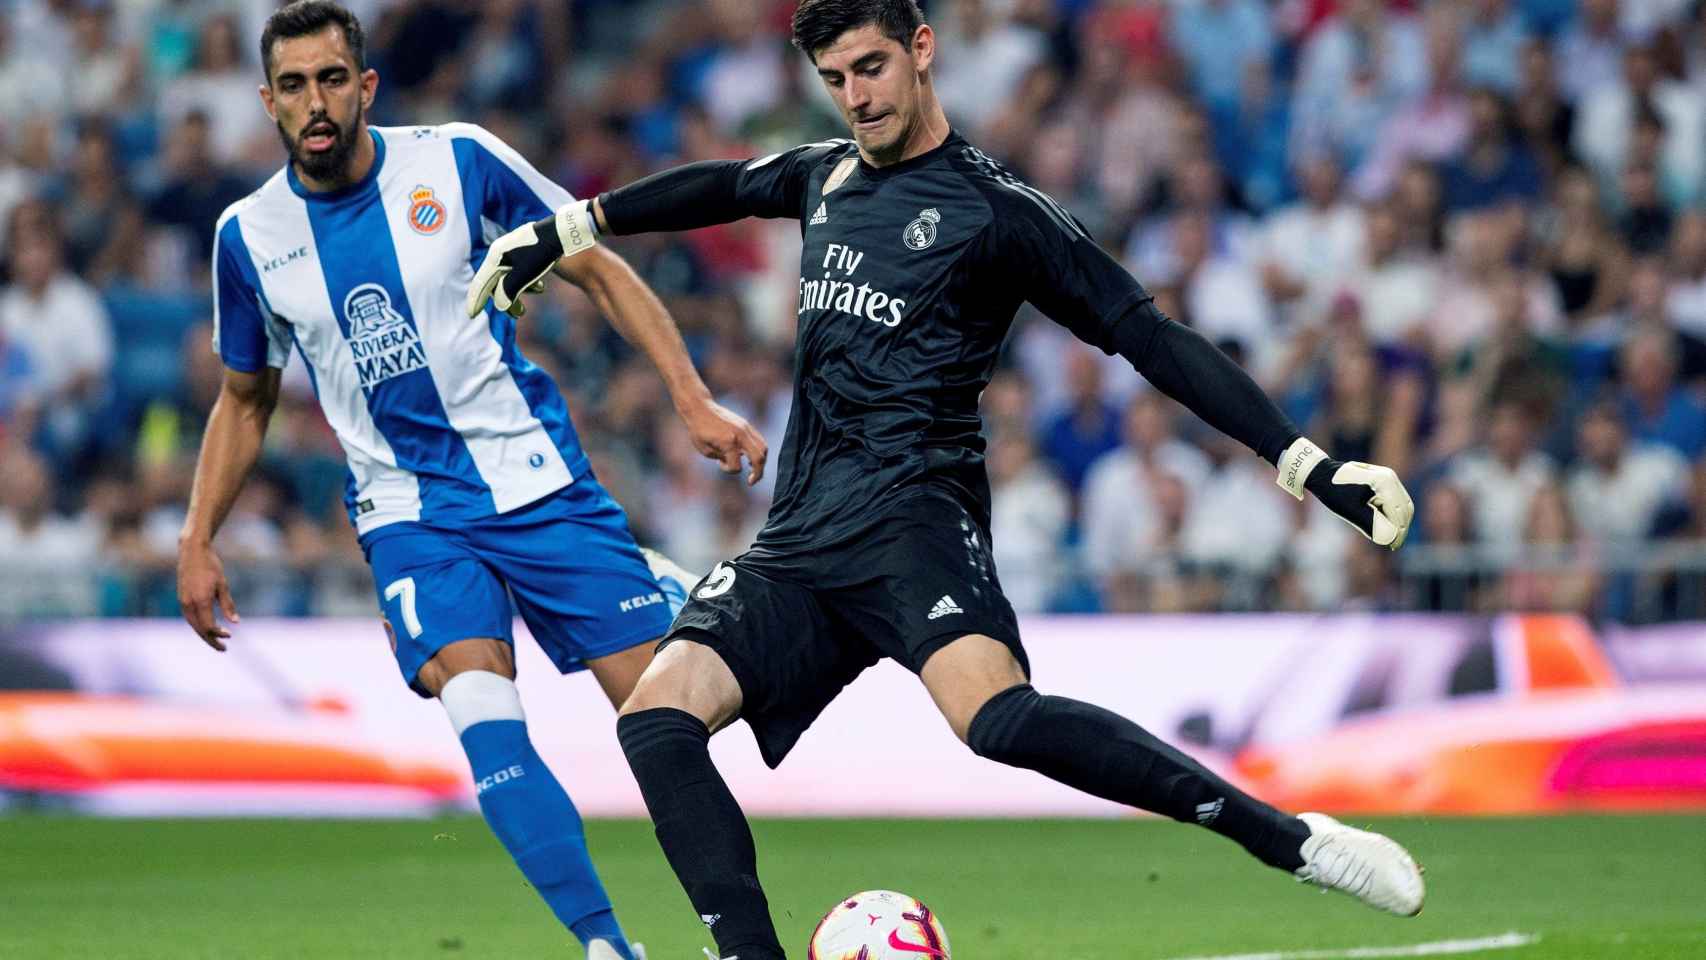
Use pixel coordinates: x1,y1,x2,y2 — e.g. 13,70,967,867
597,140,850,236
996,200,1300,466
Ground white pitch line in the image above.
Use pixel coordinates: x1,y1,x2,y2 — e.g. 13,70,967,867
1159,931,1540,960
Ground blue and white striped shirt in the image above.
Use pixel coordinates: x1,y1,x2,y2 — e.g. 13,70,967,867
212,123,585,535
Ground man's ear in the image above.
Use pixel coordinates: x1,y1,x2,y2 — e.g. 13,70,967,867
360,68,379,111
259,83,276,122
912,23,936,74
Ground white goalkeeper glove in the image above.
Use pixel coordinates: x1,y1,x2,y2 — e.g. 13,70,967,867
1275,436,1415,549
464,199,600,318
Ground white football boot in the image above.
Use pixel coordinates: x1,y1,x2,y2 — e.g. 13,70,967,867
1294,812,1426,916
586,940,647,960
640,547,698,616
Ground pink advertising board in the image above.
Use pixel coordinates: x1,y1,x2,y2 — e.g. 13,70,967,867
3,615,1703,816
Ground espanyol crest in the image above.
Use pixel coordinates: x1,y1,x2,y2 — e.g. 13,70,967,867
903,208,940,250
407,184,447,235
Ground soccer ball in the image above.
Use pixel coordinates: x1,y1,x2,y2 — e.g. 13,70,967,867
807,890,950,960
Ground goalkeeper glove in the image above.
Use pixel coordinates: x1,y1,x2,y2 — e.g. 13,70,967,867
1274,436,1414,549
465,199,600,318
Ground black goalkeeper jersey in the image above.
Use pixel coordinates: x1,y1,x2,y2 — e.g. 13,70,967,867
599,131,1299,560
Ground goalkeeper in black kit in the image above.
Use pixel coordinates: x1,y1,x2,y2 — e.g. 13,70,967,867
466,2,1424,957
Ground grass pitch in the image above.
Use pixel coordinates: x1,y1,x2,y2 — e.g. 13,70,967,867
2,814,1702,959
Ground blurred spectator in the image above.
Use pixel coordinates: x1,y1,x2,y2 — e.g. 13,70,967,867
1081,392,1212,594
1536,166,1629,338
1350,12,1470,200
0,206,113,464
1573,43,1705,206
933,0,1048,137
1259,153,1364,329
1512,38,1574,180
67,0,142,118
693,0,787,136
1554,0,1631,103
1567,400,1689,544
0,446,100,616
1498,481,1599,612
1461,0,1526,94
54,121,136,274
1338,201,1439,348
1169,0,1273,112
461,0,547,112
1615,160,1672,256
1406,484,1484,611
143,109,253,263
988,428,1069,613
1618,326,1706,460
1291,0,1428,172
1178,433,1292,599
0,13,68,124
1666,211,1706,342
1449,400,1557,549
1440,88,1544,212
158,14,275,170
1279,495,1355,610
1171,211,1274,361
1039,346,1123,495
1208,58,1293,214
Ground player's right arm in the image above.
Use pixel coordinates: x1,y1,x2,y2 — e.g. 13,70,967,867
468,141,845,316
177,366,279,649
180,211,292,649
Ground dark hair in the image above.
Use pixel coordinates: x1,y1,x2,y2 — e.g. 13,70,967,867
791,0,925,62
260,0,365,82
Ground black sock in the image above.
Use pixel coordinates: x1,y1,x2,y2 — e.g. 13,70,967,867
967,684,1308,871
617,708,785,960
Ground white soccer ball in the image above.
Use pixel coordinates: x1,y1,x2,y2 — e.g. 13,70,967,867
807,889,951,960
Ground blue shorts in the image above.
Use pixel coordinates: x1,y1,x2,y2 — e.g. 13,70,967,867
361,474,675,694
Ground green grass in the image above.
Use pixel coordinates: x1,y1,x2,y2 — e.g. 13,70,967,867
2,815,1703,959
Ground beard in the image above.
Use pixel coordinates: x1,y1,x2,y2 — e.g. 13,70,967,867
278,106,362,184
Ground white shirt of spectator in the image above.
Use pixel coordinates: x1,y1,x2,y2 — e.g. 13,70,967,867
1449,449,1556,549
0,510,100,617
0,271,114,395
1343,254,1439,347
1181,458,1293,573
1081,440,1212,579
990,460,1070,614
1567,443,1689,544
1262,201,1365,328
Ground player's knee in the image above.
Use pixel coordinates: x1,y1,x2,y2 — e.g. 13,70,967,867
617,637,741,731
964,683,1043,761
418,637,515,698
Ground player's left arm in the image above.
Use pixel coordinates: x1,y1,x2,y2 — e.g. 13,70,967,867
1006,208,1413,549
554,246,767,485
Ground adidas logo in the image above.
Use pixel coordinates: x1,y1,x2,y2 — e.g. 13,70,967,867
700,913,721,928
927,594,963,620
809,201,828,225
1195,798,1225,825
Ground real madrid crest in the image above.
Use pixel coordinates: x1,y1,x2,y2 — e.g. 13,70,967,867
407,185,447,235
903,208,940,251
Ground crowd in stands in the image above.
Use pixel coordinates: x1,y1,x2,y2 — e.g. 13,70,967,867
3,0,1706,622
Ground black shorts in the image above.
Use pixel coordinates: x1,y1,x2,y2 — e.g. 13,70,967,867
663,487,1027,768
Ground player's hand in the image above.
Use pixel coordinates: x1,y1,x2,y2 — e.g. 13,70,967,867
177,539,240,651
465,199,600,319
1275,437,1414,549
680,397,768,485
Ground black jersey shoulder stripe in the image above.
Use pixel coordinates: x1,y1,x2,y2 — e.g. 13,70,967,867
955,144,1088,241
744,138,853,171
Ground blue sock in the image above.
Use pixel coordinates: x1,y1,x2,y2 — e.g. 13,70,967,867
449,676,635,960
